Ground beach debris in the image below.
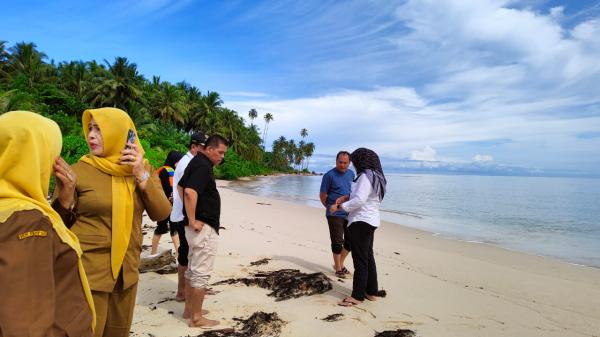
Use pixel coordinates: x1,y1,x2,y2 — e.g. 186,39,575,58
374,329,416,337
256,202,272,206
139,250,177,274
141,244,151,251
394,252,400,255
213,269,332,301
195,312,285,337
375,290,387,298
321,313,344,322
250,258,271,266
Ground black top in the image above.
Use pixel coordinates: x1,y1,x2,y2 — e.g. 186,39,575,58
158,168,172,198
178,152,221,233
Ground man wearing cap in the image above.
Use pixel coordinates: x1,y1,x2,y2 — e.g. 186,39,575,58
171,132,207,302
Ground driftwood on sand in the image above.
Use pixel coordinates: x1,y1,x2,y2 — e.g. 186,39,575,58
139,250,177,274
249,258,271,266
213,269,332,301
195,312,285,337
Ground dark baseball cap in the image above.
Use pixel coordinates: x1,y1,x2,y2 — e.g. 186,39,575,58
190,132,208,146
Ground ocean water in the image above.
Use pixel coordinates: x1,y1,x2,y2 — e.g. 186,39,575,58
227,174,600,268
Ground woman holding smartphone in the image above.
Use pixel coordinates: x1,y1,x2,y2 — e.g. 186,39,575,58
54,107,171,337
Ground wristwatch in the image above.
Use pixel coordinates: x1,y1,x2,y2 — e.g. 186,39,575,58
136,171,150,184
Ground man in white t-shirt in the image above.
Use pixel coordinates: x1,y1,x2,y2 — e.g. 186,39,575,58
172,132,207,301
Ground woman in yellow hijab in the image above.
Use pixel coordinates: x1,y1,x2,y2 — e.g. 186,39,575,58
54,107,171,337
0,111,95,336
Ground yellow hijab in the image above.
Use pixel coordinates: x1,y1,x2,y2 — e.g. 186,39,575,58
79,107,144,279
0,111,96,330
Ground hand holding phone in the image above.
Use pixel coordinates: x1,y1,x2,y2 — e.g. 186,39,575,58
125,129,136,149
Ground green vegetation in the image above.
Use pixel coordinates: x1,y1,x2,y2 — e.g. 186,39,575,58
0,40,316,179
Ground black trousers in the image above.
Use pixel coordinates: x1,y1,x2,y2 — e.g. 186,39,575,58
175,220,188,266
349,221,378,301
326,216,351,254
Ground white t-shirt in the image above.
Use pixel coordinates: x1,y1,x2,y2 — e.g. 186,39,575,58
340,173,381,227
170,151,194,222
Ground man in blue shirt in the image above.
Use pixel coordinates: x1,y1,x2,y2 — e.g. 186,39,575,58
319,151,355,278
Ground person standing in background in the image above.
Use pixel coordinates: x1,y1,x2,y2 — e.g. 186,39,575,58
170,132,207,302
150,150,184,256
320,151,355,278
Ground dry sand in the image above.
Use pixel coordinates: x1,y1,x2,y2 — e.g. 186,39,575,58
131,181,600,337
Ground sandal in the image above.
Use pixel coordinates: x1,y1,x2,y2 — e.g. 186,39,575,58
335,270,348,279
341,267,351,275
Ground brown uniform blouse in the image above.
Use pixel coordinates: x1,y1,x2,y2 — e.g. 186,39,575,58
70,161,171,292
0,209,93,337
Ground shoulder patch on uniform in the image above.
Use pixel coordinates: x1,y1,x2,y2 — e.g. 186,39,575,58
18,230,48,240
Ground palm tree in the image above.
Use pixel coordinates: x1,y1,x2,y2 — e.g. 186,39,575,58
89,57,142,109
262,112,274,150
154,82,187,124
0,40,10,79
58,61,88,99
8,42,47,88
304,142,315,171
300,128,308,139
107,56,143,109
248,108,258,127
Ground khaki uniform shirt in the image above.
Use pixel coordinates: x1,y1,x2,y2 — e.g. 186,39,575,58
0,209,93,337
71,162,171,292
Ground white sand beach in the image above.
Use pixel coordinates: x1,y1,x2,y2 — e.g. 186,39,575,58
131,181,600,337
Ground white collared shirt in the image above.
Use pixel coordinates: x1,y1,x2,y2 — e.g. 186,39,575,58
170,151,194,222
340,173,381,227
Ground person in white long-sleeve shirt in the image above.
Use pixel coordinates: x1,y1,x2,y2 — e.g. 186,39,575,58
171,132,207,302
330,148,387,307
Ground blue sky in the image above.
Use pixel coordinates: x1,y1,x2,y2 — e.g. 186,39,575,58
2,0,600,174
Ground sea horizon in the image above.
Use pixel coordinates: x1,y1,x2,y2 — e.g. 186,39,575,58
228,173,600,269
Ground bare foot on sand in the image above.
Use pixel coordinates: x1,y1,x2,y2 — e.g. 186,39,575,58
175,294,185,302
338,297,363,307
189,317,219,328
183,309,209,319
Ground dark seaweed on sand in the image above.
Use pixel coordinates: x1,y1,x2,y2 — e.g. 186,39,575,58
193,312,285,337
213,269,332,301
374,329,416,337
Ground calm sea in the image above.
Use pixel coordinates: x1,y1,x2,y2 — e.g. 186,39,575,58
227,174,600,268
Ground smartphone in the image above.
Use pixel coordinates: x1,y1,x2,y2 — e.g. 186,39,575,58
125,129,136,149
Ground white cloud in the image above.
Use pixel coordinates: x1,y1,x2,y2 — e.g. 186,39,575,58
223,0,600,170
473,154,494,162
410,146,437,161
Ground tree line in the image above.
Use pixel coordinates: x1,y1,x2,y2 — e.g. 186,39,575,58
0,41,315,178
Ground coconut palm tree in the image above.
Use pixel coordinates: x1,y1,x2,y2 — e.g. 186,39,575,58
8,42,47,88
58,61,88,99
303,142,315,171
248,108,258,127
154,82,187,125
262,112,274,150
0,40,10,80
89,57,142,109
300,128,308,139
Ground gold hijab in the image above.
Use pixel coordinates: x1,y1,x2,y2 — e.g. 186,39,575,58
0,111,96,330
79,107,144,279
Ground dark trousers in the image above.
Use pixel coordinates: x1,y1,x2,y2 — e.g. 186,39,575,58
327,216,351,253
175,220,188,266
349,221,378,301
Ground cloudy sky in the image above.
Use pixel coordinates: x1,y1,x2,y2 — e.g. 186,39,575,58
2,0,600,174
